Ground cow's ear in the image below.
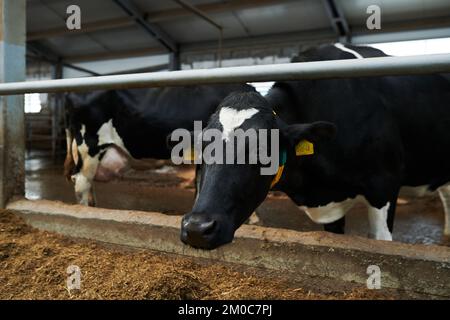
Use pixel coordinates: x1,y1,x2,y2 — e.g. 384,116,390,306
280,121,337,147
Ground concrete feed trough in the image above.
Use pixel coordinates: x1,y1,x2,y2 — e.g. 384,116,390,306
7,199,450,298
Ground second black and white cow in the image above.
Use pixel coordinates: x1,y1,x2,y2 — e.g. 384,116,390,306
64,84,255,205
178,44,450,249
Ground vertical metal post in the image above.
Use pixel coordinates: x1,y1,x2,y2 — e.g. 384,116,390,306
0,0,26,207
169,50,181,71
51,60,63,162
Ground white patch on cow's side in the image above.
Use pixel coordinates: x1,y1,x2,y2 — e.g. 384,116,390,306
97,119,129,154
438,185,450,236
300,197,362,224
334,43,364,59
367,202,392,241
219,107,259,142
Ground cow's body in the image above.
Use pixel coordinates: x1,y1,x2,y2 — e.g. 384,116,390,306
65,84,255,205
181,44,450,249
266,44,450,239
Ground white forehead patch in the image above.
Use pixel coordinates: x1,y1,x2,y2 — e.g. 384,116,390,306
219,107,259,141
334,43,364,59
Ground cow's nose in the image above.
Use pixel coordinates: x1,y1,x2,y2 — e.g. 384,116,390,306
185,220,216,236
181,216,217,248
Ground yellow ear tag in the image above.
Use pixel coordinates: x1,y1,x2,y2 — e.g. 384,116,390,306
183,147,197,162
295,140,314,156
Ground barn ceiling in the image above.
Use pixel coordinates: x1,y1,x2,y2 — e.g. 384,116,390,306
26,0,450,66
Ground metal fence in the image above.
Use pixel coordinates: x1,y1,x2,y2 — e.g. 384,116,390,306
1,53,450,95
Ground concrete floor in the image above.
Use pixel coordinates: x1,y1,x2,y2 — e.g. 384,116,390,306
25,156,449,246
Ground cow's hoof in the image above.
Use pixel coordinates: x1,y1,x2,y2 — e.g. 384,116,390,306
88,196,97,207
368,232,393,241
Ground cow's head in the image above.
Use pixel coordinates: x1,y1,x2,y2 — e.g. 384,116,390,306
179,91,336,249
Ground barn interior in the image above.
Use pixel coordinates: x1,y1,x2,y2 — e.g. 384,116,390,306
24,0,450,246
0,0,448,301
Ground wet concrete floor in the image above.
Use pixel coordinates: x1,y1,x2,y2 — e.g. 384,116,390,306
25,157,448,246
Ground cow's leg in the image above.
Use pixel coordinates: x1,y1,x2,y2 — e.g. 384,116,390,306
438,185,450,237
365,179,400,241
386,194,397,233
366,190,399,241
367,203,392,240
324,216,345,234
73,154,99,206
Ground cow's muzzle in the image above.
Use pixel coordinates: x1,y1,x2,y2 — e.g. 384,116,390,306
180,213,232,250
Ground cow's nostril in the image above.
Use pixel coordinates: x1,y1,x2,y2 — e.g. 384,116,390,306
200,220,216,235
184,219,216,237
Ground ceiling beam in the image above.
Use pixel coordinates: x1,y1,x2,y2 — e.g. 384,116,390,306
112,0,178,53
64,46,167,63
181,29,334,55
26,0,291,41
173,0,223,31
172,0,223,66
60,14,450,64
322,0,351,43
27,41,100,76
129,0,291,22
102,63,169,75
63,28,335,63
61,64,100,76
27,41,60,62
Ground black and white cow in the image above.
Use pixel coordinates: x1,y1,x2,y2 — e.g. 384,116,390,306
179,44,450,249
64,84,256,206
